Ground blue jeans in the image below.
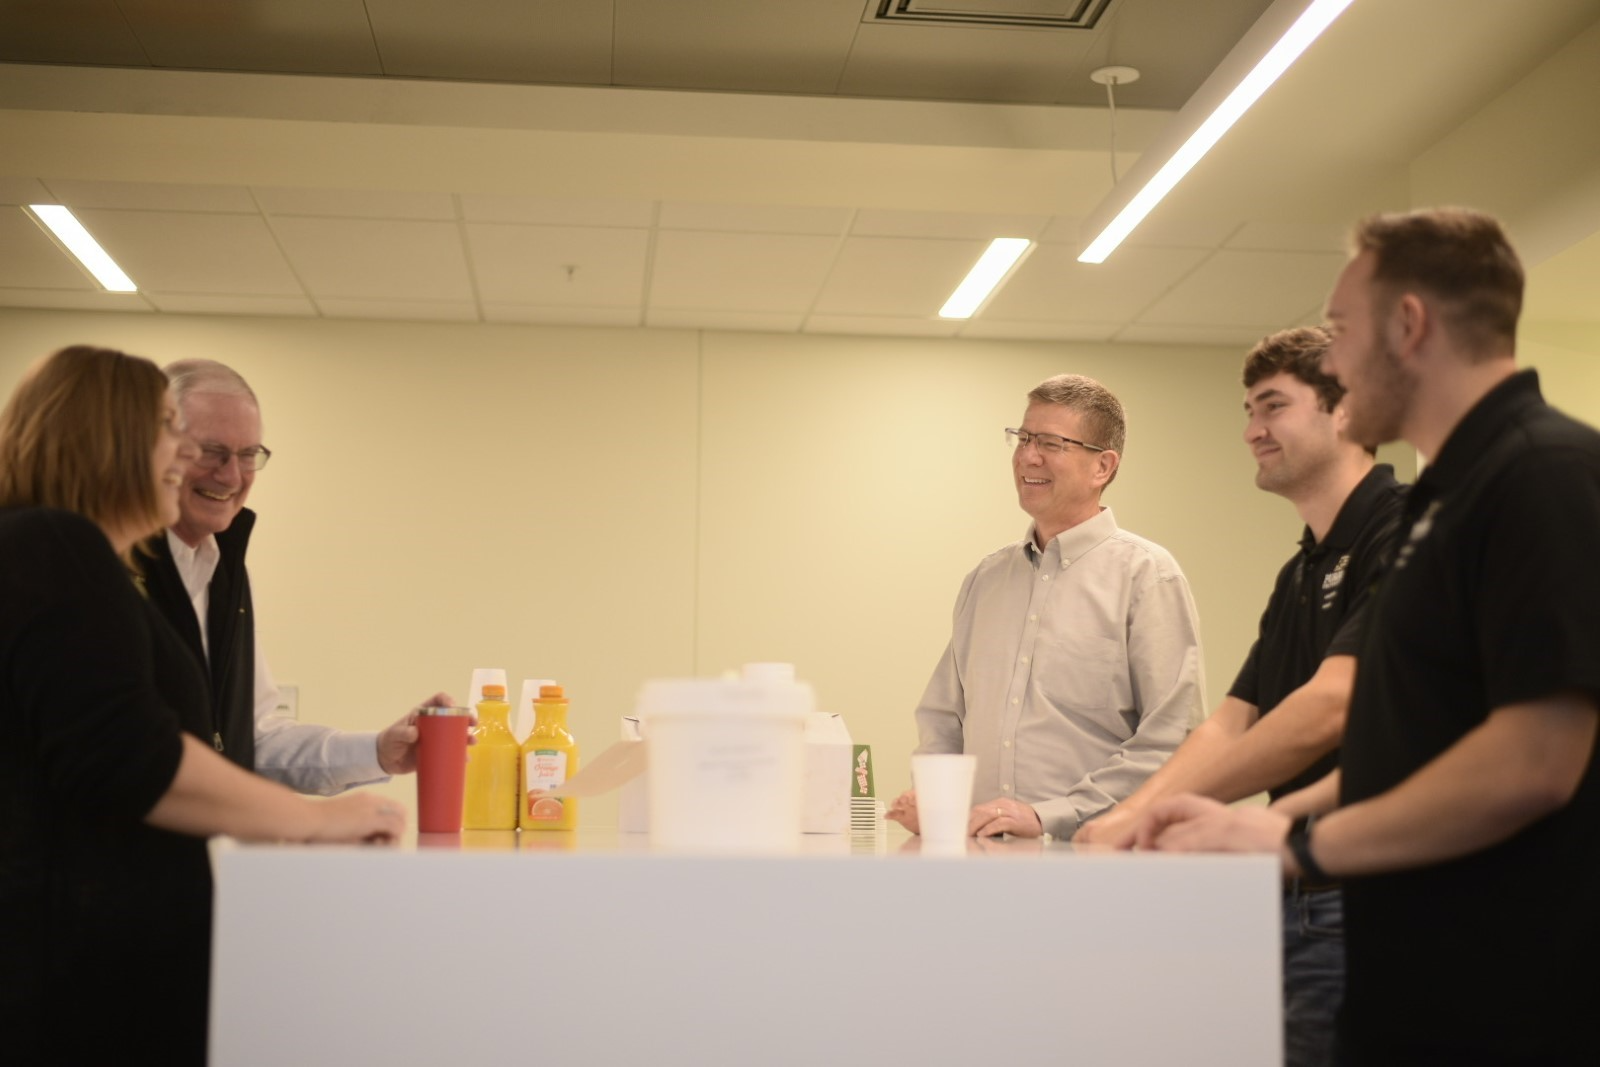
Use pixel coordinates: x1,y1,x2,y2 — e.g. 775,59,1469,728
1283,885,1345,1067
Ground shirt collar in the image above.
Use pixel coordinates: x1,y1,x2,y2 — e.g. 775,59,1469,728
165,527,221,602
1415,368,1542,500
1303,462,1401,554
1025,506,1118,563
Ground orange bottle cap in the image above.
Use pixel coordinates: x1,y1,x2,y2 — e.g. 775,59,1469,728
482,684,506,698
539,684,564,699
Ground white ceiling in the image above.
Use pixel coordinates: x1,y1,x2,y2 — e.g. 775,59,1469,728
1,0,1597,344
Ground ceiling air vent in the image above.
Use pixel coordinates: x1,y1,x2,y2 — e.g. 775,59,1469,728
872,0,1114,30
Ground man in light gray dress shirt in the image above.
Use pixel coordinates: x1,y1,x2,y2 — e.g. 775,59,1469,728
887,374,1205,840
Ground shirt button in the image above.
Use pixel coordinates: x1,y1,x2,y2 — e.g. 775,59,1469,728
1041,574,1050,581
1020,656,1030,664
1011,698,1019,705
1029,614,1038,622
1003,740,1012,748
1002,784,1012,793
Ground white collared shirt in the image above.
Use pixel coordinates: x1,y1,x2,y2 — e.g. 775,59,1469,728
164,529,221,659
913,507,1205,838
161,529,386,795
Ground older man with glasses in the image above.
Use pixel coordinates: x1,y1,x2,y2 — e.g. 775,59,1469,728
887,374,1205,841
143,359,422,794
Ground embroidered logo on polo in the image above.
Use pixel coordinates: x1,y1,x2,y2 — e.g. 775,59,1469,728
1320,554,1350,610
1394,500,1442,571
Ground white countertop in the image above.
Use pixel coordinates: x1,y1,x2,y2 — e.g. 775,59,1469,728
210,825,1281,1066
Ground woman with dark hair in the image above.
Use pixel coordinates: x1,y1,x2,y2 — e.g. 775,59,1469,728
0,345,427,1063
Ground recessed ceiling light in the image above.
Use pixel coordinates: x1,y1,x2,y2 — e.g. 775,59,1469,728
26,204,138,292
940,238,1033,319
1079,0,1356,264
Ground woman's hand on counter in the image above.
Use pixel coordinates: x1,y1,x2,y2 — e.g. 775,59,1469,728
884,789,921,834
307,792,407,845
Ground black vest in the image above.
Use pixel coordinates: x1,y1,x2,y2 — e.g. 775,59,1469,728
143,509,258,771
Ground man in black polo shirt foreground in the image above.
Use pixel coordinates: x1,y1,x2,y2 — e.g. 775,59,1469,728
1138,207,1600,1065
1078,326,1405,1067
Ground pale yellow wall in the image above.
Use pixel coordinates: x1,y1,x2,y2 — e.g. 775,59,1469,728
1523,327,1600,426
1,307,1337,823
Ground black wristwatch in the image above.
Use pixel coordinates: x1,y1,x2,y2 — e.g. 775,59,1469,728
1286,815,1333,884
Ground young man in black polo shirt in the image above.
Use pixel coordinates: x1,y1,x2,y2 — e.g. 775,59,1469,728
1138,207,1600,1065
1078,326,1405,1067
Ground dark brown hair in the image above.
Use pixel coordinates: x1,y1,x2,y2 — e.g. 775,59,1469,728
1242,326,1341,411
1352,207,1523,359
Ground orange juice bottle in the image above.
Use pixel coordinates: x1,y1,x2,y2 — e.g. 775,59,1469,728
519,684,580,831
463,684,518,830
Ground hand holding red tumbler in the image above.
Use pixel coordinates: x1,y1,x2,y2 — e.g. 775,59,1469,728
415,706,472,833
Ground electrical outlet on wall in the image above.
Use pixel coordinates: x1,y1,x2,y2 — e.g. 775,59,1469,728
275,684,298,721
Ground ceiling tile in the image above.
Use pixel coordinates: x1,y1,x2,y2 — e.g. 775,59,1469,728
1225,221,1349,253
659,202,851,236
78,209,304,295
1138,250,1348,327
316,298,478,322
0,288,152,312
42,180,258,213
117,0,382,75
253,187,456,220
461,195,656,228
0,0,148,65
803,315,963,338
646,309,802,332
366,0,612,83
648,231,841,312
270,217,474,301
1116,323,1279,346
813,236,986,317
145,293,317,316
614,0,864,94
484,305,641,327
983,243,1210,322
1037,216,1088,245
851,209,1051,240
465,223,649,306
0,178,57,206
1124,216,1242,250
837,20,1097,104
0,209,100,289
958,319,1120,342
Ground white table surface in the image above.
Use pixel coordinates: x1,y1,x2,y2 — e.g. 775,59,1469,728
210,827,1282,1066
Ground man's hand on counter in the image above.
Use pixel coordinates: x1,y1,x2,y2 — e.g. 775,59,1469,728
969,796,1043,838
376,691,460,775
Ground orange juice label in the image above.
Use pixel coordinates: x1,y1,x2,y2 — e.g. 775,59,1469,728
524,750,569,820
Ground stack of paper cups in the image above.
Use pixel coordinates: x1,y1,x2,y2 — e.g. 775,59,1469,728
467,668,507,708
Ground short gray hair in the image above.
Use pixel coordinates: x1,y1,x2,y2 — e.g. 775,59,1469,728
163,358,258,408
1026,374,1125,456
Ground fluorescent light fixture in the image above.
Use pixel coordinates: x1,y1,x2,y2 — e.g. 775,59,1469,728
26,204,138,292
1078,0,1355,264
939,238,1033,319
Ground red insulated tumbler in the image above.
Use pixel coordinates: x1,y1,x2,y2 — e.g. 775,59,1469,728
415,706,472,833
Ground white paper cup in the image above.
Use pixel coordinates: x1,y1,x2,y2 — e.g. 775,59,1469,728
467,667,507,708
639,677,811,854
912,754,977,849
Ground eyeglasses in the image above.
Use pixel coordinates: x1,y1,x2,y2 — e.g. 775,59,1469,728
1004,428,1107,455
196,444,272,472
